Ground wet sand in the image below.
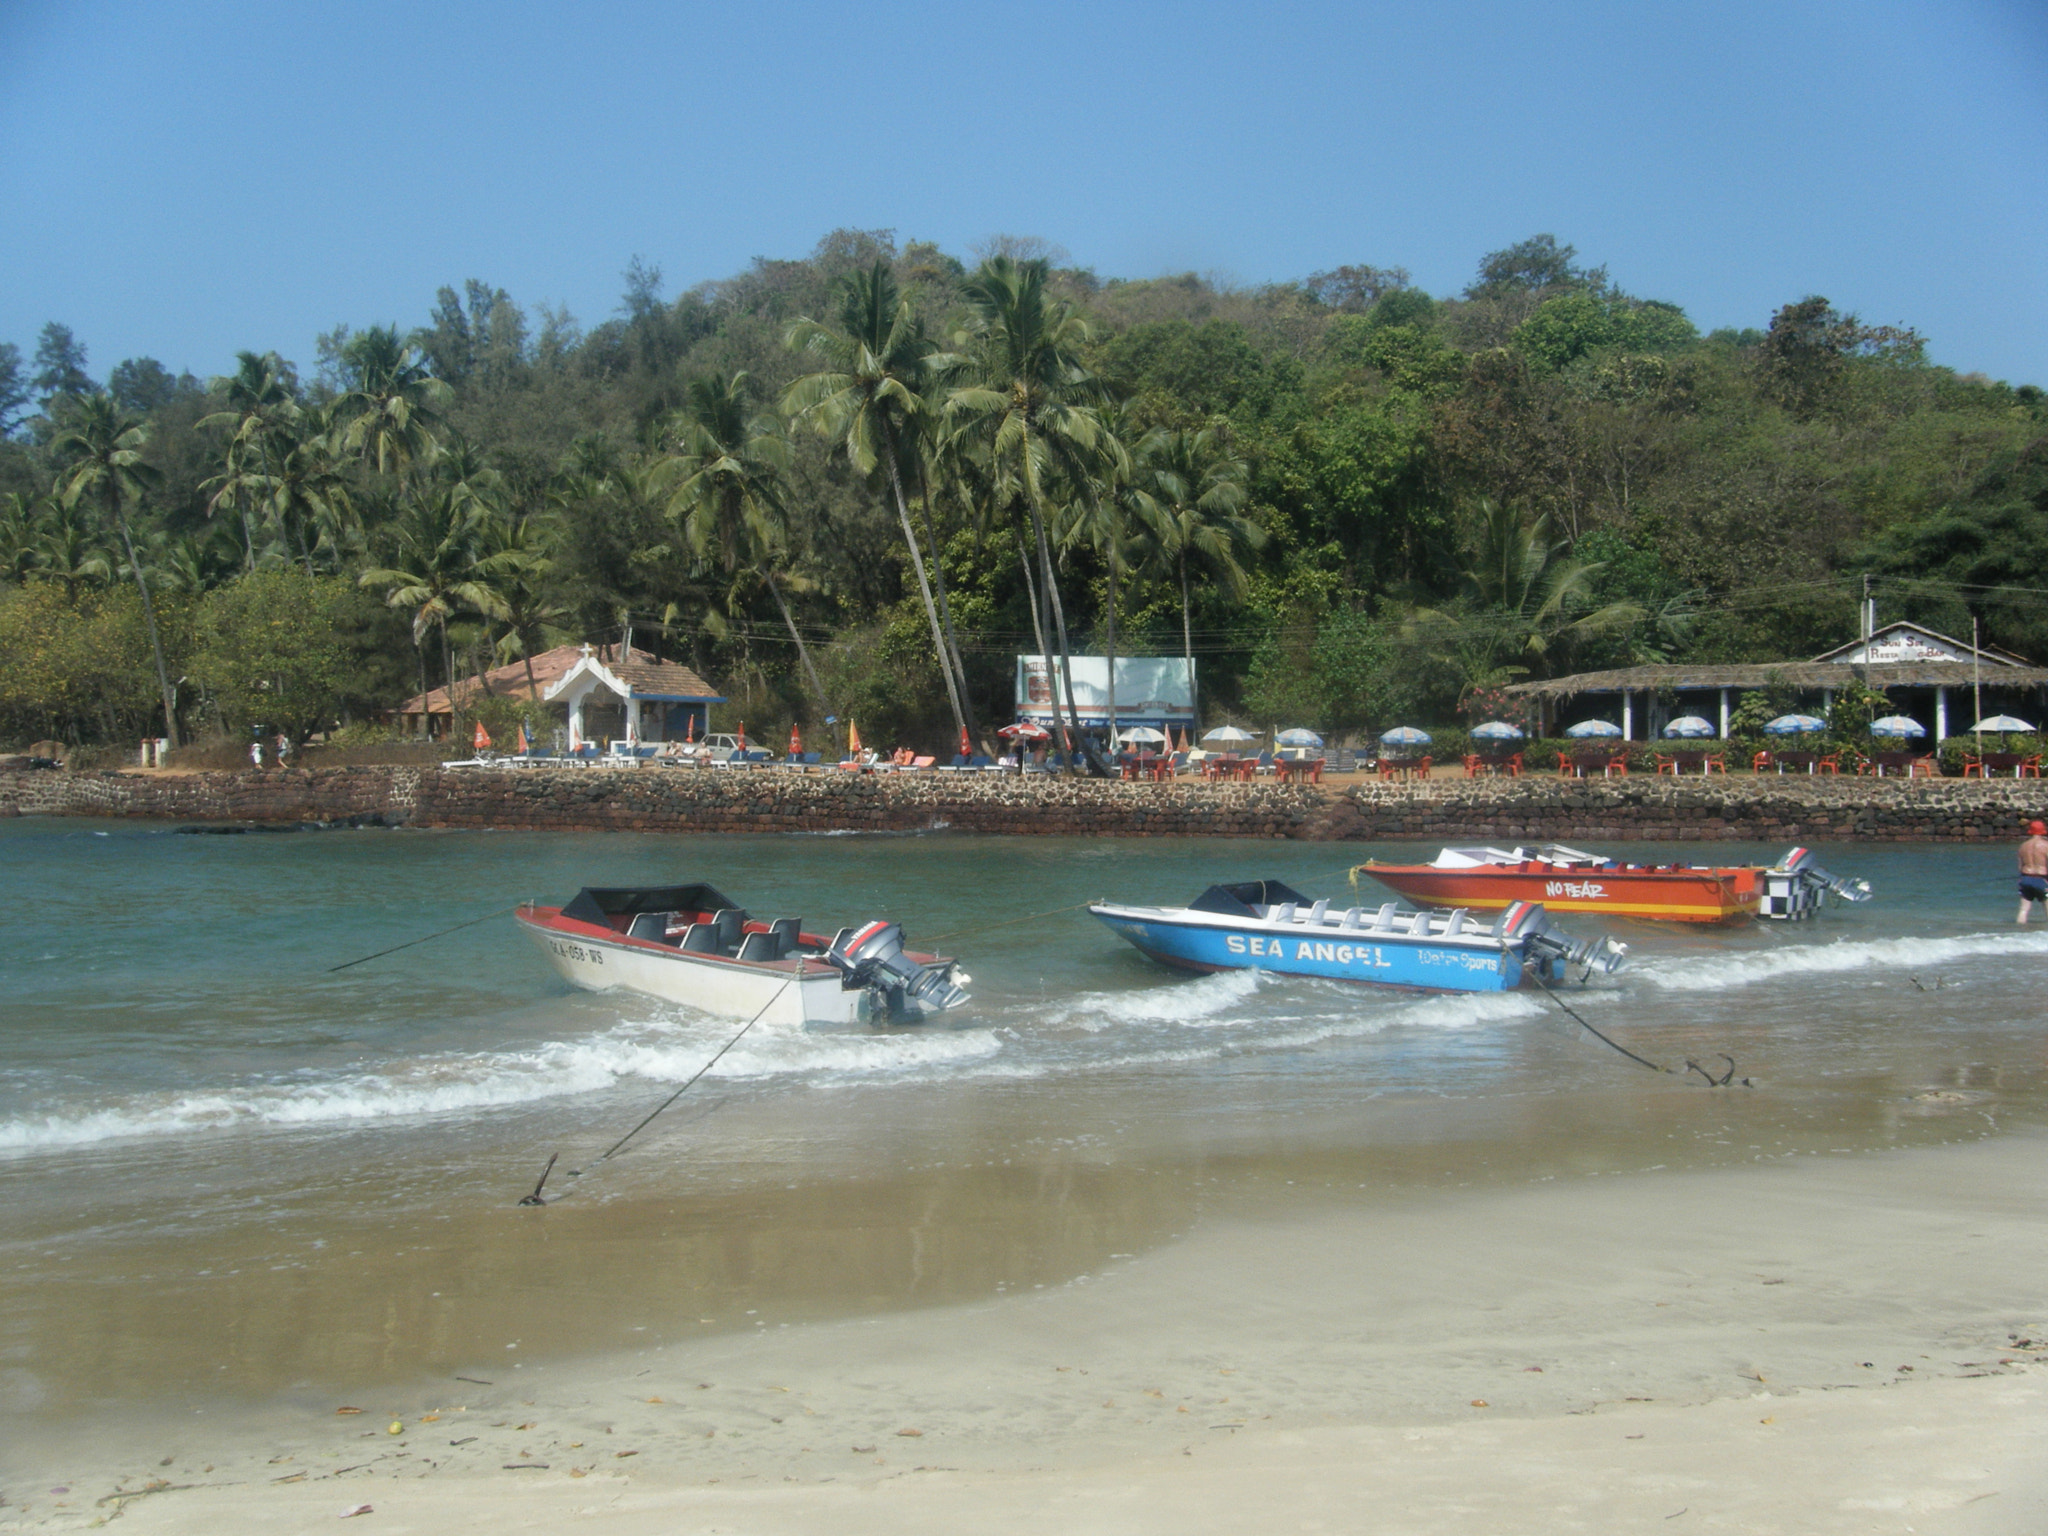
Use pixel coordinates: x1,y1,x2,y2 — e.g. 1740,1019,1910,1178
8,1128,2047,1534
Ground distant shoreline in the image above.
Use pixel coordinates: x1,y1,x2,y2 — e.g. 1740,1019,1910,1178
5,763,2045,842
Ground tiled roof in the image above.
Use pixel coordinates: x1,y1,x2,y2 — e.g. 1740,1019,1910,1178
400,644,720,715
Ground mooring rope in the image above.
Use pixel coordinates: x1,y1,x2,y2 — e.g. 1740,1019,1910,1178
327,905,517,972
1527,972,1746,1086
518,972,798,1205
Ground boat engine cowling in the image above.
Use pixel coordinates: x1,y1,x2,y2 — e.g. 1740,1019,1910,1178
825,920,971,1021
1497,900,1629,979
1776,847,1872,903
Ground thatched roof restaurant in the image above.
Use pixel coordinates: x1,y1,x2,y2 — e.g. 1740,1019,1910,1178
1503,622,2048,739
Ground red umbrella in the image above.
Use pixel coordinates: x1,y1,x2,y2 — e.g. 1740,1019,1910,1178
959,725,971,758
685,713,696,743
996,721,1050,741
473,720,492,751
789,722,802,757
737,720,747,752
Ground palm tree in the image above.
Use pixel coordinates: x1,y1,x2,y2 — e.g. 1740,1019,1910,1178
942,256,1110,763
336,326,449,485
653,371,827,712
1411,499,1644,690
1058,406,1142,746
259,404,357,572
199,351,300,570
1,492,49,582
52,394,179,744
1130,425,1261,725
785,261,974,746
358,490,517,730
23,495,116,594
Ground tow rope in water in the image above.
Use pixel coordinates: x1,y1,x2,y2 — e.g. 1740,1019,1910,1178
517,973,797,1206
327,905,516,972
1528,973,1747,1087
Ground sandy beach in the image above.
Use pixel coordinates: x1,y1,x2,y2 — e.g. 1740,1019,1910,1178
8,1127,2046,1534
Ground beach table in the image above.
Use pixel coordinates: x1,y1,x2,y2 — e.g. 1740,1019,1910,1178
1276,757,1324,784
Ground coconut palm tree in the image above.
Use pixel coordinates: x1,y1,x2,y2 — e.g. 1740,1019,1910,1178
336,326,449,485
27,496,114,594
784,260,973,745
358,490,517,730
654,371,827,712
1,492,49,582
1410,499,1644,691
51,394,180,743
942,256,1110,763
199,351,300,570
1129,425,1260,725
259,404,357,572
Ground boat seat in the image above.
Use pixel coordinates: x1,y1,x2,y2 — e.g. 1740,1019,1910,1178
769,917,802,958
626,912,678,945
1276,902,1297,924
679,923,722,954
1443,907,1470,935
1405,910,1431,935
1338,907,1361,929
1370,904,1399,931
712,908,747,953
1308,898,1329,924
734,930,781,963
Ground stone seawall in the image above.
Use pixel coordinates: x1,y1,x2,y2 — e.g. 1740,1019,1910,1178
4,765,2045,842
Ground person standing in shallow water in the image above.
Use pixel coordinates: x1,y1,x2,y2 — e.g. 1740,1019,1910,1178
2018,820,2048,924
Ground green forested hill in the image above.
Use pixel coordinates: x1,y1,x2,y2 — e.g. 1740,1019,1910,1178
1,229,2041,753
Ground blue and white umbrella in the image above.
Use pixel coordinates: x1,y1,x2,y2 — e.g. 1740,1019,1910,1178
1869,715,1926,738
1470,720,1525,741
1661,716,1715,738
1380,725,1432,746
1971,714,2036,733
1762,714,1827,735
1275,728,1324,748
1564,719,1623,738
1202,725,1255,743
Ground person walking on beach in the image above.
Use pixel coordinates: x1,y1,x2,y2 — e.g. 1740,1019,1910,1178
2019,820,2048,924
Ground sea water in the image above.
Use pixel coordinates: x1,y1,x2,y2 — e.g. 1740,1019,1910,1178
1,817,2043,1415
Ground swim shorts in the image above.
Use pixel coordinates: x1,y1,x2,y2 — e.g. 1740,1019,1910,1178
2021,877,2047,901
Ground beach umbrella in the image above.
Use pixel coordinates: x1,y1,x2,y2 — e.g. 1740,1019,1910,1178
1564,719,1623,738
1380,725,1433,746
1971,714,2035,733
685,713,697,743
1469,721,1525,741
847,720,862,756
1121,726,1168,745
997,720,1051,741
1661,716,1715,738
1762,714,1827,735
789,722,802,756
1276,728,1324,747
1203,725,1254,743
473,720,492,751
737,720,747,752
959,725,971,758
516,722,530,753
1869,715,1927,737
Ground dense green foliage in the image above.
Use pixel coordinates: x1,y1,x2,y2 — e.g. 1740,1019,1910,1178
3,229,2042,755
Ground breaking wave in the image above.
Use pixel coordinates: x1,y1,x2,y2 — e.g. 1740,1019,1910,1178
0,1010,1007,1154
1633,930,2048,993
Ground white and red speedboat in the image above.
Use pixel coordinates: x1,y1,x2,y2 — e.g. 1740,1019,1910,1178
516,882,970,1026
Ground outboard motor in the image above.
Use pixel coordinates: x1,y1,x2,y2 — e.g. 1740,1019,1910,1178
1497,900,1628,981
824,920,971,1022
1762,847,1873,919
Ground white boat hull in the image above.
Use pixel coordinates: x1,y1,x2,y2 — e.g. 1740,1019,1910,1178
520,915,877,1026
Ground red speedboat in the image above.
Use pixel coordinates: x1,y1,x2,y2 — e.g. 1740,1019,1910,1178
1356,844,1870,924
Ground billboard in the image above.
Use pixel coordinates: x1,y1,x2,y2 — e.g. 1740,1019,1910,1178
1014,655,1195,727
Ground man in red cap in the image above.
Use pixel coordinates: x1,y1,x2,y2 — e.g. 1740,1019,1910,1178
2019,820,2048,923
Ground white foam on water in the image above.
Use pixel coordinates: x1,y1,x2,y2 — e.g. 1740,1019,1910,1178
0,1008,1007,1154
1034,967,1265,1032
1633,930,2048,994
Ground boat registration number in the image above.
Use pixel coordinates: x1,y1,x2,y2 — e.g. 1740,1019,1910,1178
549,939,605,966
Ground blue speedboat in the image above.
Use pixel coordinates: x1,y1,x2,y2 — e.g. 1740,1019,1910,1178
1089,879,1625,994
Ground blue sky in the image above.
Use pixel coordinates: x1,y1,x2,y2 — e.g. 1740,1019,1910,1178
3,0,2044,387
